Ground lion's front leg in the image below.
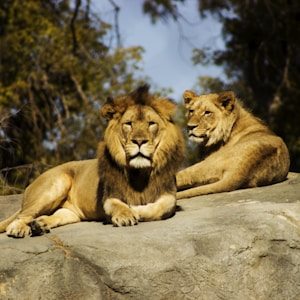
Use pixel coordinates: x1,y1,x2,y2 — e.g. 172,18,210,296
131,194,176,222
28,207,81,236
176,167,200,190
6,217,33,238
176,161,221,191
5,170,74,238
103,198,139,226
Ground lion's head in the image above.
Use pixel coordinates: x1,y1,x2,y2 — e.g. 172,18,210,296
183,90,238,147
101,85,185,174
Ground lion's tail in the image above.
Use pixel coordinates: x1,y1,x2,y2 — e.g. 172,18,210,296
0,209,20,233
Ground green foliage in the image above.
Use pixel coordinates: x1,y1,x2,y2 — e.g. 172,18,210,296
142,0,184,23
0,0,147,192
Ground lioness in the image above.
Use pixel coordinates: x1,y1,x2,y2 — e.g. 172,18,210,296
176,90,290,199
0,85,185,238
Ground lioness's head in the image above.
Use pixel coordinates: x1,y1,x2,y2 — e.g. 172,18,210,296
183,90,237,146
101,85,185,172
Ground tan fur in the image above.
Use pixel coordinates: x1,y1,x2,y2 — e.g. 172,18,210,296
176,90,290,199
0,85,185,237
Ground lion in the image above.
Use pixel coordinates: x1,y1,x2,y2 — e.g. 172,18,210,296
0,84,185,238
176,90,290,199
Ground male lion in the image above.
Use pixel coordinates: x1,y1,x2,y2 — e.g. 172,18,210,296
0,85,185,238
176,90,290,199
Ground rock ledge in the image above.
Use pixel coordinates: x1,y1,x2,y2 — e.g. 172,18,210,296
0,173,300,299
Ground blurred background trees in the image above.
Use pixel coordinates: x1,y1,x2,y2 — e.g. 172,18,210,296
0,0,146,192
1,0,299,193
144,0,300,172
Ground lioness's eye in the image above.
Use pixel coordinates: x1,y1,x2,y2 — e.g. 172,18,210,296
149,121,156,127
204,111,211,116
124,121,132,126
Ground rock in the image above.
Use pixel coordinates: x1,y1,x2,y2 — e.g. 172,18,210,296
0,173,300,300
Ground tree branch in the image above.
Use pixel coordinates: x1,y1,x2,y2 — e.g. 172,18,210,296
70,74,88,105
108,0,121,47
71,0,81,55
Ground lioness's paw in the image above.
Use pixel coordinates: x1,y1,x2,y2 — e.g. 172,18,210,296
111,208,139,227
6,220,32,238
28,220,51,236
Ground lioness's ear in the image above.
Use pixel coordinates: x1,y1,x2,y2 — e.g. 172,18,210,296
218,91,235,111
101,97,116,120
183,90,197,105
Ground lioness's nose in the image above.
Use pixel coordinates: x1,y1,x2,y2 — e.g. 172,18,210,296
187,125,197,131
132,139,148,146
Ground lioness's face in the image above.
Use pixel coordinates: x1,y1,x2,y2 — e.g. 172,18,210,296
185,95,222,146
120,105,166,168
183,91,236,147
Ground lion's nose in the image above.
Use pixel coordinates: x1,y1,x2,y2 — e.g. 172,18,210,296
187,125,197,131
132,139,148,147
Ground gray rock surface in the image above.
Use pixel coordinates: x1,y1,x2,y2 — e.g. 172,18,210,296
0,173,300,300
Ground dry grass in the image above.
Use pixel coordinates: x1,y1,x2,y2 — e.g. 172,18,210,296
0,164,51,195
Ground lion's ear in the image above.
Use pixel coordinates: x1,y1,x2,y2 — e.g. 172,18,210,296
183,90,197,105
218,91,235,111
101,97,116,120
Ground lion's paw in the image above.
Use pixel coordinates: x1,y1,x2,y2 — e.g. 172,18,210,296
28,219,51,236
111,208,139,227
6,220,32,238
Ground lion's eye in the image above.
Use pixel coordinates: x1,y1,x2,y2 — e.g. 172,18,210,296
189,110,194,115
123,121,132,131
148,121,158,131
204,111,211,116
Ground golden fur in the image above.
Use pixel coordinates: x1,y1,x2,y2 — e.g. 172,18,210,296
0,85,185,237
176,90,290,199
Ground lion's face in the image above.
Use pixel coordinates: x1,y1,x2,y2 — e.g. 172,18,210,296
120,105,166,168
101,85,184,172
183,90,237,147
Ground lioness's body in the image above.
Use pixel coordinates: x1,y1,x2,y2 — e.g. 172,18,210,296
176,91,290,199
0,85,185,237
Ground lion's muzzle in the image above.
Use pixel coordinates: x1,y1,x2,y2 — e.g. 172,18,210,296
127,142,153,169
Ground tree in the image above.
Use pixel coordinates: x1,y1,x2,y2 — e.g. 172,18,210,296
143,0,300,171
0,0,146,192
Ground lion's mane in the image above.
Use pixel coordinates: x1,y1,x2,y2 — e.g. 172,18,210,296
98,84,185,206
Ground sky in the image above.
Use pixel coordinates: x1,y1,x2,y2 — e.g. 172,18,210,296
97,0,225,101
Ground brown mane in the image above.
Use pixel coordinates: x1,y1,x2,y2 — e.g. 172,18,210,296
99,85,185,206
